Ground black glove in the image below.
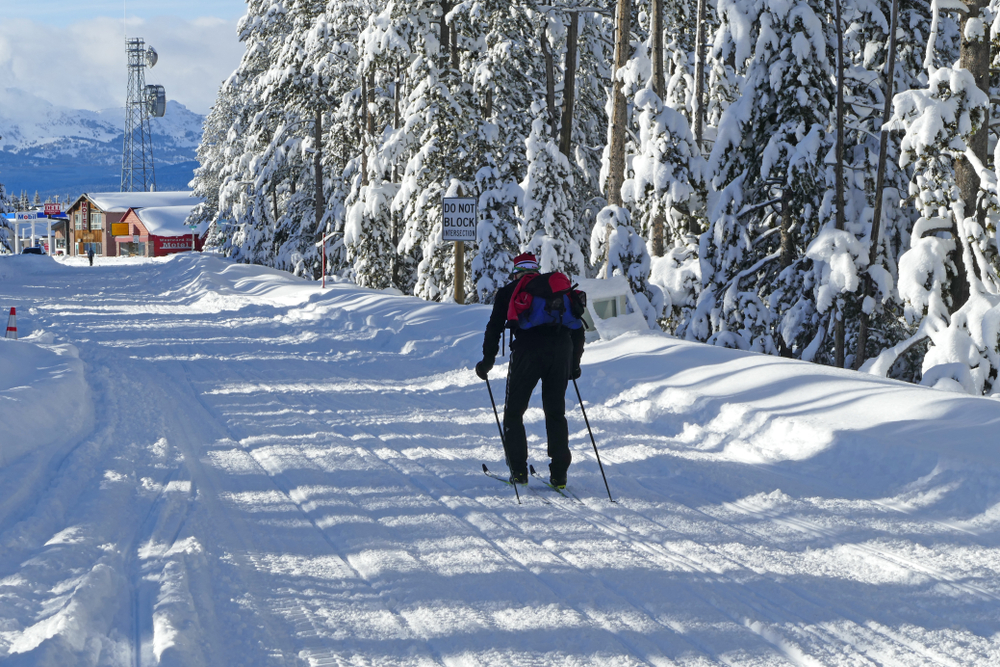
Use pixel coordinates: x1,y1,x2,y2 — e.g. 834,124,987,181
571,365,582,380
475,360,494,380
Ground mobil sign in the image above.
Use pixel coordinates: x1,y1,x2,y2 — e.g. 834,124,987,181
442,197,477,242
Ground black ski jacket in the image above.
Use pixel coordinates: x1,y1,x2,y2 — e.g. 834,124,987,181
482,276,585,369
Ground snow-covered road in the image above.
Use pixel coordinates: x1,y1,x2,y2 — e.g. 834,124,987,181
1,254,999,666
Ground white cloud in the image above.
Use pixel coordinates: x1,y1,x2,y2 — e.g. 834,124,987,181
0,16,244,115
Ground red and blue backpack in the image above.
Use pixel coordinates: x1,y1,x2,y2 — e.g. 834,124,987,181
506,272,587,330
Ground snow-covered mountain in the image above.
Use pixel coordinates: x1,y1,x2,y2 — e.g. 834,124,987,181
0,88,204,197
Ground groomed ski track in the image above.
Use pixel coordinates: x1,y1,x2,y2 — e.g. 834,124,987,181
1,254,999,666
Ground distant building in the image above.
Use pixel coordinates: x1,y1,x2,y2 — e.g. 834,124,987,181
118,205,206,257
65,191,203,257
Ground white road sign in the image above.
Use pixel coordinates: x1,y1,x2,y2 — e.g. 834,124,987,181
442,197,477,242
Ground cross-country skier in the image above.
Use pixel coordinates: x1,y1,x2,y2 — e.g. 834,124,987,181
475,253,585,488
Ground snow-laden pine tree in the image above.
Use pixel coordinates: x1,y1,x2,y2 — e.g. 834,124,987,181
520,109,585,277
190,81,237,251
317,0,380,281
620,1,704,332
0,183,12,253
865,4,995,394
344,1,405,290
394,0,481,301
568,12,612,272
213,0,294,265
246,0,336,277
459,0,540,302
624,89,702,330
698,0,838,357
593,0,664,328
591,205,664,326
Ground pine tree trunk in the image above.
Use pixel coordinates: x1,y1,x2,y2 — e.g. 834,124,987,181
834,0,845,368
559,13,579,159
361,75,369,187
450,12,459,71
440,1,451,72
602,0,632,277
953,0,990,311
541,28,558,137
780,190,794,270
650,0,665,256
693,0,707,148
854,0,900,370
606,0,631,209
314,108,324,233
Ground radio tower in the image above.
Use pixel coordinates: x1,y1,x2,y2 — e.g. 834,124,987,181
121,37,166,192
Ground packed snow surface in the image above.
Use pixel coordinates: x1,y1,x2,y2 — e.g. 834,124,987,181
0,253,998,666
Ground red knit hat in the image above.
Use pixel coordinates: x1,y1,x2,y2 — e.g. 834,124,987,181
512,252,539,272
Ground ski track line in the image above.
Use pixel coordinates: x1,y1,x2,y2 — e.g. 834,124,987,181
187,336,904,667
170,365,449,667
542,486,924,667
49,289,400,666
317,410,855,667
205,407,669,665
81,328,304,666
165,359,398,667
127,464,185,667
496,479,876,667
332,426,700,667
618,473,978,667
445,412,967,667
192,369,720,667
93,339,293,667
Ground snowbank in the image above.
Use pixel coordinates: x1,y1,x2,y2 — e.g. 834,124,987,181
0,333,92,466
0,254,73,281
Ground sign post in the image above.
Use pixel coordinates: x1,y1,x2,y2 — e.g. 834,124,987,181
442,196,476,305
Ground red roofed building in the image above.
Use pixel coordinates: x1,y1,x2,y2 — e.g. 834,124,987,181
117,205,207,257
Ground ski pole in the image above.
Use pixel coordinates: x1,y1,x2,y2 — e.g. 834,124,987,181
573,378,614,502
485,375,520,504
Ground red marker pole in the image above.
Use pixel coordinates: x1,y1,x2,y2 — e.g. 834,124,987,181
5,307,17,340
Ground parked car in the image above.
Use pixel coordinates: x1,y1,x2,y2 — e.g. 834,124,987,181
20,247,45,255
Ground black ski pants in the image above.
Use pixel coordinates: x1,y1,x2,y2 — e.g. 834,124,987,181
503,333,573,477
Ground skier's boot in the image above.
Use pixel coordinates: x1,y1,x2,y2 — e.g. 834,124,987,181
549,473,566,489
510,469,528,485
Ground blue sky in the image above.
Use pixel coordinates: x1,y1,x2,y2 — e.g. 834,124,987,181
0,0,248,115
5,0,247,27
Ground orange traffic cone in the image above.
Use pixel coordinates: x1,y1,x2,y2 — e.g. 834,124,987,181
5,307,16,340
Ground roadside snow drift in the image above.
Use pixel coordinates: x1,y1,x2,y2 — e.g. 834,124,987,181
0,252,998,666
0,333,91,466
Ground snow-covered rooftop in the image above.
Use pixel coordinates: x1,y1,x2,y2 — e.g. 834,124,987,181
134,205,206,237
83,191,199,213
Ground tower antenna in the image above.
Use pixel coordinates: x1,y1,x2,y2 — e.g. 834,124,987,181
120,35,166,192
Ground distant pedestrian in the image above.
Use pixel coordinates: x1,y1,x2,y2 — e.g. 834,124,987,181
87,246,95,267
475,253,586,488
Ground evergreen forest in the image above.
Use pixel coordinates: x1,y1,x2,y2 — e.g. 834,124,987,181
187,0,1000,396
